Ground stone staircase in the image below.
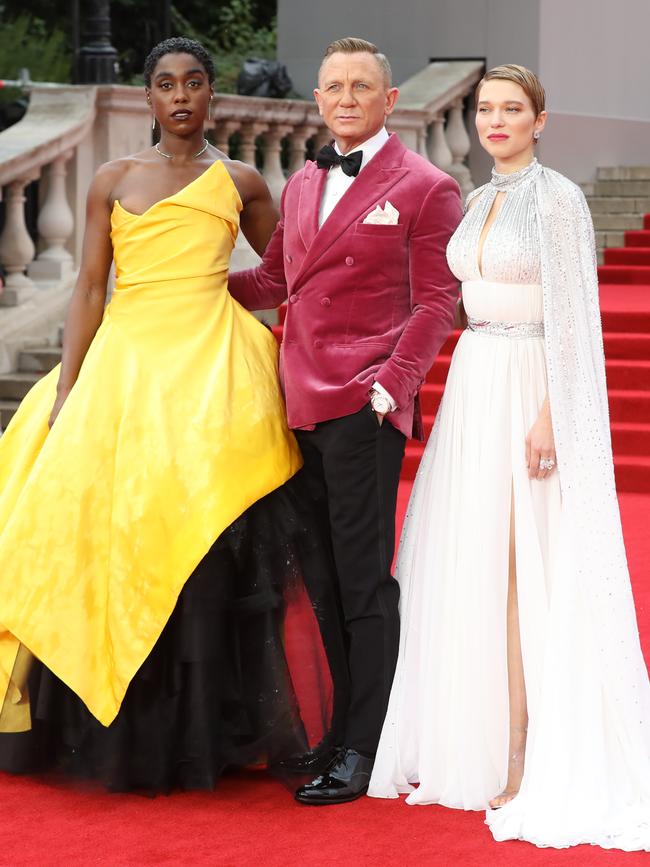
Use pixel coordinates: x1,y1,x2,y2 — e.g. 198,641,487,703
583,166,650,263
0,335,62,430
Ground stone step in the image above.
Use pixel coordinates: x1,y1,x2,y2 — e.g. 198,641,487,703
587,196,650,214
18,346,62,373
597,166,650,181
0,400,19,430
592,213,645,231
595,230,625,250
0,371,42,401
593,180,650,197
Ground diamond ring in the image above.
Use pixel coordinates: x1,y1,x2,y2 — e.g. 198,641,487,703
539,457,555,471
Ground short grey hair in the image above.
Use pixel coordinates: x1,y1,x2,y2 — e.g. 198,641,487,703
319,37,392,87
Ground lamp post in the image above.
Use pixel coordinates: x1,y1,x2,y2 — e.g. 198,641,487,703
76,0,118,84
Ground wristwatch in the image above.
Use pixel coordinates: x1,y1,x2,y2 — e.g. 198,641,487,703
370,389,391,415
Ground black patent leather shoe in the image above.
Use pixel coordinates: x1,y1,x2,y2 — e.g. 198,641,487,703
294,748,373,805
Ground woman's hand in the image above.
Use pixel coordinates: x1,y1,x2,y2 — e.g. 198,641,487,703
525,396,556,480
48,386,71,429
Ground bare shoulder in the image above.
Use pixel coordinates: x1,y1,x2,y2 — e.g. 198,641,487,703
89,153,152,202
221,158,270,205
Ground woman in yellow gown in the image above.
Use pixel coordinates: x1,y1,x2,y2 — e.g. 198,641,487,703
0,38,345,791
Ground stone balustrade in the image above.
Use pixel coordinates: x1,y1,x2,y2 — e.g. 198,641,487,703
0,60,483,316
0,87,97,305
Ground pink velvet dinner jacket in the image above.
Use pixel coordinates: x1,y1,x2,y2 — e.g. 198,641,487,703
228,133,462,439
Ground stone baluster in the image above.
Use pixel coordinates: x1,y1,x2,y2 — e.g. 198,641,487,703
0,175,38,306
446,97,474,196
29,151,75,281
416,124,430,161
262,123,293,203
288,125,318,175
313,126,331,151
427,115,453,174
213,120,241,157
239,122,269,168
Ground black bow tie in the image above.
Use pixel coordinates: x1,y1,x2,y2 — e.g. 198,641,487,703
316,144,363,177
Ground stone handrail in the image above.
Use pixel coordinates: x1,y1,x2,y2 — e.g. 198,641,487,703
0,59,483,311
396,60,486,196
0,87,97,305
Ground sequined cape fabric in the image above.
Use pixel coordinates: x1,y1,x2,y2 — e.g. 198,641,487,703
0,160,303,731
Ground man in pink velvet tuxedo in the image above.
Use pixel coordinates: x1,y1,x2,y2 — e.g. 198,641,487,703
228,37,461,804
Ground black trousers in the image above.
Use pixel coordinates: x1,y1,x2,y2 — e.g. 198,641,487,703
295,404,406,756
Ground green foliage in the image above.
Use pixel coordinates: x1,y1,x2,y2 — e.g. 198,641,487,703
0,1,277,93
170,1,277,93
0,14,71,84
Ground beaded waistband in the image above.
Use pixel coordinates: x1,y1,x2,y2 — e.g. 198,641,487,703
466,317,544,339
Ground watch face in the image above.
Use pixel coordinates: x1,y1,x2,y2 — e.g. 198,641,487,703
372,396,390,414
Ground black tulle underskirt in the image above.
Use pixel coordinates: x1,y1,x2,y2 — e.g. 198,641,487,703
0,475,348,793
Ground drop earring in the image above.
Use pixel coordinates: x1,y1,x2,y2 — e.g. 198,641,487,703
208,98,212,122
151,113,156,131
533,130,540,142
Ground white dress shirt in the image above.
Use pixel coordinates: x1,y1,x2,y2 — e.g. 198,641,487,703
317,126,397,411
318,126,389,227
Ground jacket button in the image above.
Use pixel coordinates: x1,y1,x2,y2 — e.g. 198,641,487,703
314,339,323,349
345,256,354,266
289,295,298,304
320,297,331,307
286,253,293,263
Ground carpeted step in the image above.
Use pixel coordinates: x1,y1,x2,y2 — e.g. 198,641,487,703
604,247,650,266
612,455,650,493
605,358,650,390
625,229,650,247
645,214,650,230
426,355,452,383
601,305,650,333
419,383,444,415
611,422,650,456
598,264,650,285
608,388,650,422
604,332,650,359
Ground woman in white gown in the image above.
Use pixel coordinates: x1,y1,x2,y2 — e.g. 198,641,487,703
368,64,650,850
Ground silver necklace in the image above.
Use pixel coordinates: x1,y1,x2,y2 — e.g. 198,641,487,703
491,157,541,191
155,139,209,160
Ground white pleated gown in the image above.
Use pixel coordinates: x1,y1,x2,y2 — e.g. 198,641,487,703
369,162,650,850
373,278,561,807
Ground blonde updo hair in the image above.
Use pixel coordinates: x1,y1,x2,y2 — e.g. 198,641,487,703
476,64,546,117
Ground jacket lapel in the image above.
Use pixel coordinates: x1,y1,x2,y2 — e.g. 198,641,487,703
297,161,326,252
293,134,408,287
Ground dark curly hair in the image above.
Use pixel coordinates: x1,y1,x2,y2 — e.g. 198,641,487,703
143,37,215,87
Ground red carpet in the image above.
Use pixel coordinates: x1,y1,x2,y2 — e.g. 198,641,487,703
0,490,648,867
1,245,649,865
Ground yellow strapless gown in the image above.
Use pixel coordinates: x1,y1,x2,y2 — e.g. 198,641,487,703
0,160,301,730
